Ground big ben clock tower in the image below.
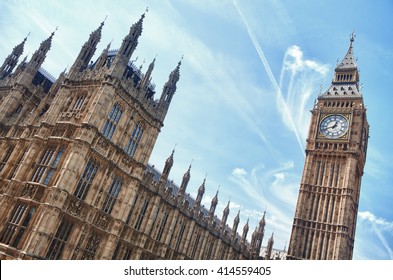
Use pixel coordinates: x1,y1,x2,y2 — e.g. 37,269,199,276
287,33,369,260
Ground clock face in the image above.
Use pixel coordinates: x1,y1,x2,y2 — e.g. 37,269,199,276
319,115,349,139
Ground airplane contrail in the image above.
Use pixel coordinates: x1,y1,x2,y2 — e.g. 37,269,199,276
233,0,305,157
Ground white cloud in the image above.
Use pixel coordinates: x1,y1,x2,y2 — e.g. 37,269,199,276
357,211,393,259
358,211,393,232
232,167,247,177
279,45,329,141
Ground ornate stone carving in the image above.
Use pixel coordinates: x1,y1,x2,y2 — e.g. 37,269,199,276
67,198,83,217
94,212,110,230
21,183,37,199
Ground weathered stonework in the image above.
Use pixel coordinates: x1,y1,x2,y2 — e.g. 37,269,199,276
0,15,270,260
287,34,369,260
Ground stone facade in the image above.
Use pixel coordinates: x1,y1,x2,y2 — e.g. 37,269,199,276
287,34,369,259
0,15,272,260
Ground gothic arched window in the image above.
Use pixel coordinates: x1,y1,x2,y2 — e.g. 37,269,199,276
70,94,87,112
0,203,36,248
101,102,123,140
74,159,99,200
45,218,73,260
101,176,123,214
124,123,143,157
30,146,64,186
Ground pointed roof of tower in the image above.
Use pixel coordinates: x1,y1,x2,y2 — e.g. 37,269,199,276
223,200,230,215
14,35,28,56
198,176,206,194
30,28,56,63
91,19,105,41
320,33,361,98
159,59,181,104
211,189,219,206
336,32,356,70
234,210,240,223
166,148,175,166
183,163,191,180
42,28,56,50
243,218,249,231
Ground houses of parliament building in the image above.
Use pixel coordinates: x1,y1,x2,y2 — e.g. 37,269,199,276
0,12,368,260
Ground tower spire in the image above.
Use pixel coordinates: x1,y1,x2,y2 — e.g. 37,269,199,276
231,210,240,239
221,200,230,228
241,218,249,243
69,20,105,78
138,56,156,96
109,12,145,78
158,59,181,114
21,29,55,83
265,232,274,260
179,163,191,197
160,148,175,182
94,41,111,69
209,189,219,215
0,35,28,79
321,32,360,97
336,31,357,70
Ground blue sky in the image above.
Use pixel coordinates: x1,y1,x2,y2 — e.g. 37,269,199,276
1,0,392,259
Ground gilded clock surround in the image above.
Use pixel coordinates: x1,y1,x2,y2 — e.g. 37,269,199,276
318,113,351,140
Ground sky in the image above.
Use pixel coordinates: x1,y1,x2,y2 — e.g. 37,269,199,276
0,0,392,260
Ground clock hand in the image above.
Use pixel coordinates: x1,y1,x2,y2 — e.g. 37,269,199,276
326,121,338,129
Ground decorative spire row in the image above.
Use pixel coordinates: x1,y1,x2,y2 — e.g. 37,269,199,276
155,149,271,257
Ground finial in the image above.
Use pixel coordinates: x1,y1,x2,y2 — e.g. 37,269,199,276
26,32,31,40
350,30,356,43
145,7,149,13
319,84,323,95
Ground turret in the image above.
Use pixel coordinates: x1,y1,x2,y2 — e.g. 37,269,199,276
138,57,155,98
265,232,274,260
221,200,230,229
241,218,249,244
94,42,111,69
69,21,104,79
160,149,174,183
109,13,145,78
208,190,219,220
0,35,27,79
231,210,240,239
20,29,55,84
178,164,191,198
250,212,266,259
158,60,181,119
194,177,206,211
